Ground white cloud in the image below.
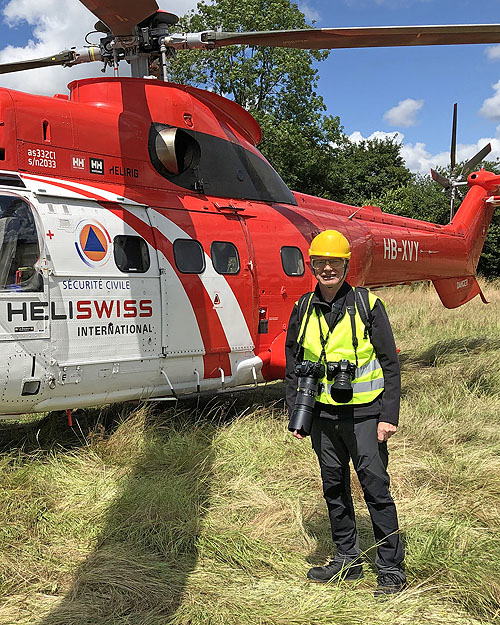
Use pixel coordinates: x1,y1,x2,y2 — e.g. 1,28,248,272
486,45,500,60
480,78,500,121
348,129,499,174
383,98,424,128
0,0,198,96
299,2,321,24
349,130,401,144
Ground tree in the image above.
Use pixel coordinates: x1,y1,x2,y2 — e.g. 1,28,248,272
333,137,412,207
169,0,348,198
169,0,328,114
366,173,450,224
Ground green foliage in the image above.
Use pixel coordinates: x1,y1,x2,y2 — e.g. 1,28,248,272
478,215,500,276
367,173,451,224
333,138,412,207
255,112,347,199
169,0,328,113
169,0,413,203
169,0,350,199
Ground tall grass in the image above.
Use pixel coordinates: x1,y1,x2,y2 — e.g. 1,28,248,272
0,281,499,625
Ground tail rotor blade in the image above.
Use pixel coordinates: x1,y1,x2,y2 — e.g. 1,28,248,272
450,102,457,170
461,143,492,178
431,168,452,190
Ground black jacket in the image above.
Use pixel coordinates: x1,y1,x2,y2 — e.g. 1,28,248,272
285,282,401,426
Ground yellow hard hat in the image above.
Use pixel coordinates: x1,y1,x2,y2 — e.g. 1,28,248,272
308,230,351,259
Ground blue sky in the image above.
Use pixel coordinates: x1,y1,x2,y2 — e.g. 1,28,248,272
1,0,500,174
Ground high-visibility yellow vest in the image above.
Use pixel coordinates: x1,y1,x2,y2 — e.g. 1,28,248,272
298,290,384,406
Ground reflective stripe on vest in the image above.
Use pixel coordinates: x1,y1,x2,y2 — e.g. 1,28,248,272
325,376,385,395
298,289,384,406
355,358,382,379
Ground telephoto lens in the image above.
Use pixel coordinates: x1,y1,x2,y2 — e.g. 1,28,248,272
288,361,324,436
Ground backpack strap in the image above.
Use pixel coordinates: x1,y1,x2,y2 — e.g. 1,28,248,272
354,286,373,340
295,292,314,360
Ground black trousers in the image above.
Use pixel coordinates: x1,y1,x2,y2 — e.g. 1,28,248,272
310,416,404,572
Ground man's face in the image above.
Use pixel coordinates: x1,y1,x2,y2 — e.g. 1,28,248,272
311,256,346,288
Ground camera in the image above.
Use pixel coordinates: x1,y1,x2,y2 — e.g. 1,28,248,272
288,360,324,436
326,359,357,403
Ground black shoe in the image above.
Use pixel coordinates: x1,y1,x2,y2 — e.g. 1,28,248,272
307,560,364,583
374,572,407,597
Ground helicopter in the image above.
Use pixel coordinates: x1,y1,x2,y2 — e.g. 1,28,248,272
0,0,498,418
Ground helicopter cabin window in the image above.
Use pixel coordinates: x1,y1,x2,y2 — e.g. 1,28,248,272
281,246,305,277
0,195,42,292
211,241,240,275
173,239,205,274
114,236,150,273
149,124,297,205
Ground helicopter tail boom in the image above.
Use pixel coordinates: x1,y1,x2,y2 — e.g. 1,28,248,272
434,175,498,307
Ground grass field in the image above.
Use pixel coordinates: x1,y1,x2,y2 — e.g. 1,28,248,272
0,282,499,625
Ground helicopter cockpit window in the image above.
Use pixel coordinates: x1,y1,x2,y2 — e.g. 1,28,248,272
173,239,205,274
0,195,42,292
211,241,240,275
281,246,305,277
114,235,150,273
149,124,297,205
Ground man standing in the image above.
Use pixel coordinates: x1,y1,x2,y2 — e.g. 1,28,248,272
285,229,406,596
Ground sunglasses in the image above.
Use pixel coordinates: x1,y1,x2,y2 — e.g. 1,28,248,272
311,258,346,270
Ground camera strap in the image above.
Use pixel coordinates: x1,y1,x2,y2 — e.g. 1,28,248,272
317,299,344,365
316,290,360,368
317,311,329,366
346,288,359,368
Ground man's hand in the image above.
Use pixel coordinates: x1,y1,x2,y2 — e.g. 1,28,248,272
292,429,305,440
377,421,397,443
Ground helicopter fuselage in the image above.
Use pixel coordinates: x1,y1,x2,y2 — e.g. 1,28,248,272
0,77,497,416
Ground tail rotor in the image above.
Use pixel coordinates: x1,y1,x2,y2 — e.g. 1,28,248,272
431,103,491,222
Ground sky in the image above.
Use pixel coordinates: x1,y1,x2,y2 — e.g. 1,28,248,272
1,0,500,175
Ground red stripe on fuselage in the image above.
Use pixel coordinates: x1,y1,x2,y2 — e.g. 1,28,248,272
22,174,111,201
22,175,232,379
100,203,232,378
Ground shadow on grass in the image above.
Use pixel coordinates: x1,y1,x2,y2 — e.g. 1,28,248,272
0,385,284,625
49,406,213,624
0,406,123,453
399,336,500,368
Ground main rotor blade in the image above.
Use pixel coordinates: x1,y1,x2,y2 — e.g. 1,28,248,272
0,51,75,75
451,103,457,170
431,168,452,190
461,143,492,178
212,24,500,49
79,0,159,36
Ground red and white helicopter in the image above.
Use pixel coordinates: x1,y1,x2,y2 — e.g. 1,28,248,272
0,0,498,417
